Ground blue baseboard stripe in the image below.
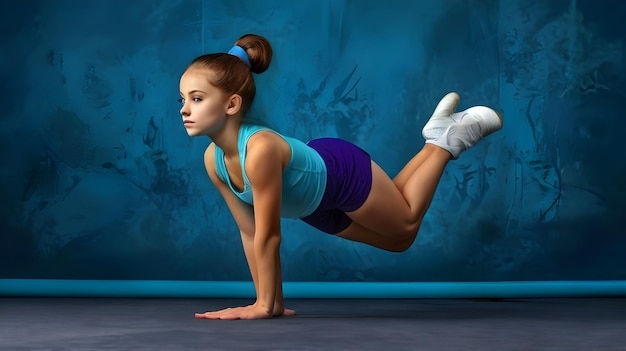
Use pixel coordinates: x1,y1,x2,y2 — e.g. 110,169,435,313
1,280,625,298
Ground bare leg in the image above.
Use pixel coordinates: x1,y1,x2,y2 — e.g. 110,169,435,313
393,143,437,193
393,92,461,192
336,93,502,252
336,144,450,252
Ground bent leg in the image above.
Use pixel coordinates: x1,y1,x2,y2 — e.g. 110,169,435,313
336,145,450,252
392,92,460,191
336,92,502,251
392,144,435,193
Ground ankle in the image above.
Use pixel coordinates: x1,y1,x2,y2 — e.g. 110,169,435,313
423,143,453,160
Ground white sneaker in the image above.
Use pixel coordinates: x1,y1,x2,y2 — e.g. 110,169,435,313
426,105,503,159
422,92,461,141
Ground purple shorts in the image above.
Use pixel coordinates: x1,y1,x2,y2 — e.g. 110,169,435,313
300,138,373,234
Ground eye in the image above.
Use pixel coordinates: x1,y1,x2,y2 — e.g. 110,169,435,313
178,98,185,104
192,97,202,102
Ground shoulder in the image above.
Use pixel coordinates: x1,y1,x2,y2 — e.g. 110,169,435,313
247,131,282,162
248,129,282,148
249,130,291,156
246,131,290,177
203,142,216,166
203,142,221,183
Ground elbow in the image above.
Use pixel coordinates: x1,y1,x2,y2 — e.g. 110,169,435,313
254,230,282,253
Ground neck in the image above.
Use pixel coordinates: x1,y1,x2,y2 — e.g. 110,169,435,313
209,117,242,157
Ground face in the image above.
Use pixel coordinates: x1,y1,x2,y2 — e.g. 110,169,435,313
179,69,231,137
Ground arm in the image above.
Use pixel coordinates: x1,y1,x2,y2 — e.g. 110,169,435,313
244,132,286,315
203,143,258,287
196,141,292,320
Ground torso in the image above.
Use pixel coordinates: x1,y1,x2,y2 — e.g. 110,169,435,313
223,131,291,193
223,154,244,192
212,123,327,219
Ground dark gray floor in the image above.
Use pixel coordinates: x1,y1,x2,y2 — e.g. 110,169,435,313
1,297,625,350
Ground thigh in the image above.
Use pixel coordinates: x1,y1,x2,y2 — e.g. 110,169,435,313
343,161,415,237
336,220,411,252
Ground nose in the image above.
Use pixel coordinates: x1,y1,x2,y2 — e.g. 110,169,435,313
180,103,189,117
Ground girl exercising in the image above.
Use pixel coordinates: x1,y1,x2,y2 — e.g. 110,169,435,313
179,34,503,319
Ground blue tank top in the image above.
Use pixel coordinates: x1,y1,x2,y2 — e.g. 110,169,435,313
213,123,327,219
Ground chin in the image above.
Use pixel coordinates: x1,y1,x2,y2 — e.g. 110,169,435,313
184,128,202,137
185,126,206,137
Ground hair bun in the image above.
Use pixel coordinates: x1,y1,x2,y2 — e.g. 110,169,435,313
235,34,273,74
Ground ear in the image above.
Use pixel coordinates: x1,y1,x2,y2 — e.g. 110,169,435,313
225,94,243,116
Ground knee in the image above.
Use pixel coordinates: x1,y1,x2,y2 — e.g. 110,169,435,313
386,239,413,252
387,227,419,252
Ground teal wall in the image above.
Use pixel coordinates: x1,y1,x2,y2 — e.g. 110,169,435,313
1,0,624,283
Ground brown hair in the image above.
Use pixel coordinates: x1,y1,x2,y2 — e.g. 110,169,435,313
185,34,273,113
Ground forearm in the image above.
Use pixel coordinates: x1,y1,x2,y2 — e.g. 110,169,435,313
253,230,282,313
240,231,259,290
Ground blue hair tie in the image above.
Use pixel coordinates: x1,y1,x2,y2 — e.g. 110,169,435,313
228,46,251,68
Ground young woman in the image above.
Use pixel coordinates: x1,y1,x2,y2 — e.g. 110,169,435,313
179,34,503,320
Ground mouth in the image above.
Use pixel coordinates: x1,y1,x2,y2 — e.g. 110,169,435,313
183,120,194,126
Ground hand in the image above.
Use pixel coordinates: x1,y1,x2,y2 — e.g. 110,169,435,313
195,304,296,320
195,304,269,320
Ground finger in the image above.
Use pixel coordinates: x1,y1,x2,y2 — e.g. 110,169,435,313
218,314,242,320
195,312,221,319
202,314,224,320
195,307,233,319
282,308,296,316
198,312,230,320
221,306,262,320
217,309,244,320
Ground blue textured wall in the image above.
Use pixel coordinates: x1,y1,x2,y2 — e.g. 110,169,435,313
1,0,624,283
